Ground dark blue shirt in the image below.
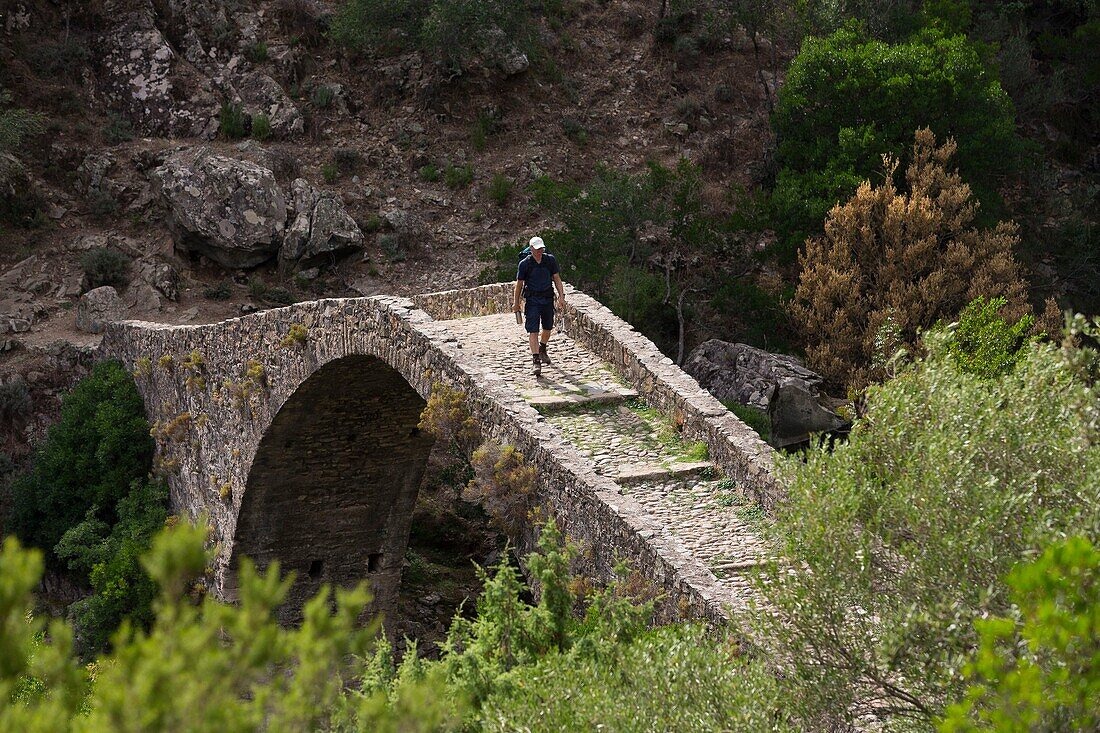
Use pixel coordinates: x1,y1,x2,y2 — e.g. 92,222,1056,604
516,253,559,298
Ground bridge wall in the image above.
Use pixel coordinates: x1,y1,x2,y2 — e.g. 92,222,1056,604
102,284,781,625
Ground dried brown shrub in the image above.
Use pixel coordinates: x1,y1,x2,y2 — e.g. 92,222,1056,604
791,128,1031,390
465,441,538,537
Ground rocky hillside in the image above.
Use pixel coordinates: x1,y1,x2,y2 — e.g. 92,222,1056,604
0,0,775,445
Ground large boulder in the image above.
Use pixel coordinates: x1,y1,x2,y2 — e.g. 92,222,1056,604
76,286,121,334
684,340,824,411
280,178,363,267
684,339,848,448
153,147,287,268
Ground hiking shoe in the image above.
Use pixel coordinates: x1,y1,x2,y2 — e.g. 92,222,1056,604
538,342,551,364
532,354,542,375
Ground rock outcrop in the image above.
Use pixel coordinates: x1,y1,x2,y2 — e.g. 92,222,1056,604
99,11,216,138
76,286,121,334
684,339,848,447
153,147,287,269
281,178,363,267
233,72,304,138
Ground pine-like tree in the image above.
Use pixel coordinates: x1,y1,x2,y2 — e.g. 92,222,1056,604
791,128,1031,389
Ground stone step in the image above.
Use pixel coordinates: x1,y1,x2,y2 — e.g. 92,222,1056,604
606,460,714,486
530,387,638,411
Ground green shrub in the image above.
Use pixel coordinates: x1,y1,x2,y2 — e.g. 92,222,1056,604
751,329,1100,728
321,161,340,183
444,163,473,189
487,173,513,206
0,380,31,429
265,286,295,305
940,535,1100,732
103,113,134,145
418,163,440,182
947,296,1037,378
86,190,119,218
561,116,588,145
247,276,268,300
245,40,269,63
250,113,272,141
770,22,1020,256
80,247,130,289
202,282,233,301
310,84,336,109
54,478,168,658
7,361,154,567
379,232,405,262
0,87,45,153
219,101,248,140
470,109,501,152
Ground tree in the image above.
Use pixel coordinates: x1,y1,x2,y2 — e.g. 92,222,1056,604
940,536,1100,733
790,128,1030,389
748,324,1100,729
7,360,154,565
770,22,1019,255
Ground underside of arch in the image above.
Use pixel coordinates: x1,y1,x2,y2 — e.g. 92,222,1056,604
230,354,434,624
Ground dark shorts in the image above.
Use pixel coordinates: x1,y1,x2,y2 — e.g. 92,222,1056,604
524,298,554,333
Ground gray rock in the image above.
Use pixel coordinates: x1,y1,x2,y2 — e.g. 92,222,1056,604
153,147,287,268
233,72,304,137
127,283,163,313
134,258,181,301
684,340,822,411
99,11,215,138
281,178,363,266
76,152,115,195
768,378,849,448
483,26,529,76
76,286,121,334
684,339,847,448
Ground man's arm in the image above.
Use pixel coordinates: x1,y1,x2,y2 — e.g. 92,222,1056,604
552,273,565,309
513,278,524,312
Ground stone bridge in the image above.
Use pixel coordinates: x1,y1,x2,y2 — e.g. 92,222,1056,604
100,283,782,625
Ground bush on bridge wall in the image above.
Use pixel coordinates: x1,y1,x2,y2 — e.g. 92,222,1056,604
748,320,1100,729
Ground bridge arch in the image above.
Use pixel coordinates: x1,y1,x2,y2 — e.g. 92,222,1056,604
228,354,434,623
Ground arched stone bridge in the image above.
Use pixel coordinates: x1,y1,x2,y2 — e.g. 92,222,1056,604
100,283,782,624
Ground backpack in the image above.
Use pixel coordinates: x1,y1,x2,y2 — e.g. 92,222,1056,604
518,247,554,298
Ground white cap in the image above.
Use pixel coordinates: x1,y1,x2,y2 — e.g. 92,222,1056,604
529,236,546,250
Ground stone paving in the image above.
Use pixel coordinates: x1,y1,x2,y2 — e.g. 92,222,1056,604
438,311,772,607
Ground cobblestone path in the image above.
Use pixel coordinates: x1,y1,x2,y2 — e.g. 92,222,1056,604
440,313,771,609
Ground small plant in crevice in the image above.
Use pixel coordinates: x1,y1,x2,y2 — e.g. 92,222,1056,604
310,84,336,109
444,163,474,190
418,163,441,182
321,161,340,183
219,101,249,140
280,323,309,349
245,40,269,63
251,113,272,141
488,173,513,206
182,350,206,392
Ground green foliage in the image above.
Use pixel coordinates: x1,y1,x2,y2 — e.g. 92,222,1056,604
947,296,1037,378
245,40,269,63
770,22,1020,257
0,522,379,732
7,361,154,565
560,116,588,145
724,401,771,442
310,84,336,109
940,535,1100,733
321,161,340,183
418,163,440,182
0,88,45,154
218,101,248,140
80,247,130,289
54,479,168,658
250,113,272,141
201,281,232,301
487,173,512,206
330,0,540,73
750,328,1100,728
103,113,134,145
443,163,473,189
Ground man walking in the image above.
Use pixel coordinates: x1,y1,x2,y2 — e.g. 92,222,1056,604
513,236,565,376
